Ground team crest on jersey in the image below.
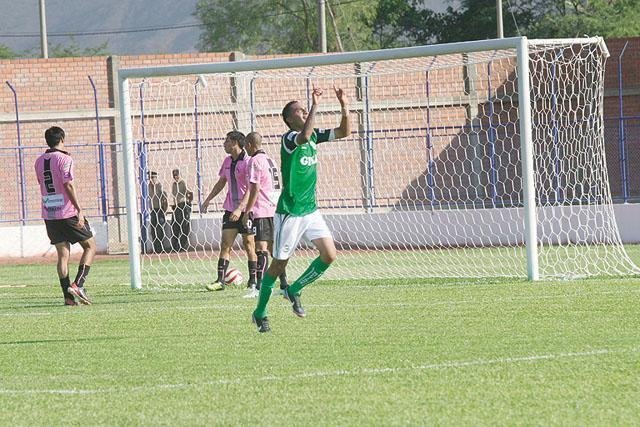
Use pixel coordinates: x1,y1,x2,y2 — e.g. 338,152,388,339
300,155,318,166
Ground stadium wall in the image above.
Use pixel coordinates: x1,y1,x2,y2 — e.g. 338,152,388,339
3,203,640,258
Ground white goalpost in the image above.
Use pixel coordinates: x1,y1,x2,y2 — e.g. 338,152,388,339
117,36,639,289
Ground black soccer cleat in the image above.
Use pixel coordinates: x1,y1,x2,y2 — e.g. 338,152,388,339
284,286,306,318
251,312,271,333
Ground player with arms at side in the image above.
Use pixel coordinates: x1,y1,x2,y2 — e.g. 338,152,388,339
252,85,350,332
34,126,96,305
201,131,257,291
242,132,289,298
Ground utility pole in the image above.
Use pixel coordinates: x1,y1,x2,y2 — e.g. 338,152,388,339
496,0,504,38
318,0,327,53
39,0,49,58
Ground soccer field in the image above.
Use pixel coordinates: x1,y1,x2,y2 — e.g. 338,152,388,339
1,252,639,425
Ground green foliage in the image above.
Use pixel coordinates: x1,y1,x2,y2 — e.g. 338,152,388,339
431,0,535,42
365,0,538,45
403,0,640,44
195,0,638,54
527,0,640,38
0,43,16,59
50,40,110,57
366,0,418,48
195,0,378,54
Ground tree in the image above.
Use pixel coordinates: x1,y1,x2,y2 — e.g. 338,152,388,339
195,0,378,54
366,0,417,48
195,0,639,55
527,0,640,38
368,0,537,45
368,0,639,47
0,44,16,59
394,0,640,44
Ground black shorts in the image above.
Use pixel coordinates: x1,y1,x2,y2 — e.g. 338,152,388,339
222,211,253,235
251,217,274,242
45,216,94,245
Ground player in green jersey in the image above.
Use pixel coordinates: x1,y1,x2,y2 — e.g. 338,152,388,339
252,85,350,332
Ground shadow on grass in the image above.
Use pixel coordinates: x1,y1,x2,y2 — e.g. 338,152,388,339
0,333,199,346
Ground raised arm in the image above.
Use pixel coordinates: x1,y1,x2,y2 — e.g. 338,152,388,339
295,86,323,145
333,85,350,139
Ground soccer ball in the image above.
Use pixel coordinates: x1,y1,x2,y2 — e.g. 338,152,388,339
224,267,243,286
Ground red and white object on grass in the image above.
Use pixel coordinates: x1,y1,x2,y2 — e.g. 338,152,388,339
224,268,244,286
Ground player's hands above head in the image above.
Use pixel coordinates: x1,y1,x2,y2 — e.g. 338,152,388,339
334,85,347,105
311,85,323,105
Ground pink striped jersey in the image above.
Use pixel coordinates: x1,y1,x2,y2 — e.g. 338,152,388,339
218,151,249,212
247,150,281,219
34,149,78,220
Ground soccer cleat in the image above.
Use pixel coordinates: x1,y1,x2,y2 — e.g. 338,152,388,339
251,312,271,333
68,283,91,305
284,286,306,318
242,285,259,299
205,281,225,291
64,297,78,306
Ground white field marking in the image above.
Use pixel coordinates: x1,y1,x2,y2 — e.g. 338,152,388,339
2,286,640,318
0,347,636,396
0,285,28,288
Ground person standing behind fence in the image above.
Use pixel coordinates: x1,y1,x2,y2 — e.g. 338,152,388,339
171,168,193,252
148,171,168,253
34,126,95,306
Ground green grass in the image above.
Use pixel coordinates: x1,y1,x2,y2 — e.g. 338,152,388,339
1,258,639,425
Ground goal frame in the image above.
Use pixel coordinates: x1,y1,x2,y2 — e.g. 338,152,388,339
117,36,609,289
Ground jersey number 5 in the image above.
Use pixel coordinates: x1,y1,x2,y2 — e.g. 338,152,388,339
43,159,56,194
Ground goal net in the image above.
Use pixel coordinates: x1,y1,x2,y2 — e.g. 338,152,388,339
117,37,639,288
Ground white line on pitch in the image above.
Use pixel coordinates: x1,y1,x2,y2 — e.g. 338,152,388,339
0,347,636,396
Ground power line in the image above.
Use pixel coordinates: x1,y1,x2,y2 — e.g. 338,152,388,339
0,22,205,38
0,0,368,40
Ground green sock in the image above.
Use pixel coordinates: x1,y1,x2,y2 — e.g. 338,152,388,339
288,257,330,296
253,272,276,319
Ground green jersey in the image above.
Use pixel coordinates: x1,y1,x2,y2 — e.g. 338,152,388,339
276,128,333,216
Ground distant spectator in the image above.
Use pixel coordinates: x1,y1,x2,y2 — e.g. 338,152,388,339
148,171,168,253
171,168,193,251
